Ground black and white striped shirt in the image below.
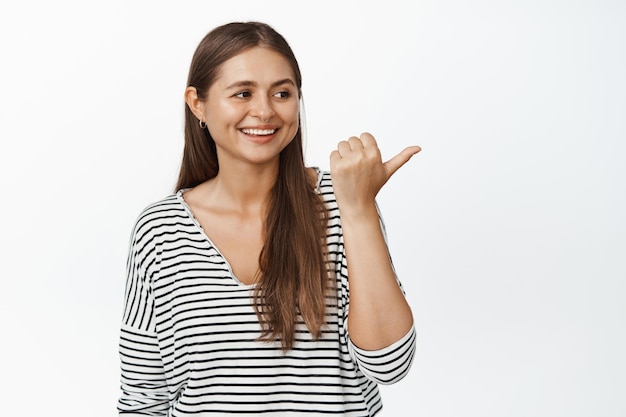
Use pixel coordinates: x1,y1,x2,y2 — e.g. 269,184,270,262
118,170,416,416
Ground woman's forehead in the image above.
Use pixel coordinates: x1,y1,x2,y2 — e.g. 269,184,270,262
212,47,296,87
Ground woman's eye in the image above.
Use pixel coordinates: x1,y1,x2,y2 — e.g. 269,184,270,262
274,90,291,99
234,91,251,99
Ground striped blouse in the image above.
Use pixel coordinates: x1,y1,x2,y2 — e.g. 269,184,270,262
118,170,416,416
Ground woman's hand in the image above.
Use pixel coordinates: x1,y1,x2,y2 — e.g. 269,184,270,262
330,132,421,213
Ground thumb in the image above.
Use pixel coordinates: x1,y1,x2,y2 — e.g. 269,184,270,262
384,146,421,178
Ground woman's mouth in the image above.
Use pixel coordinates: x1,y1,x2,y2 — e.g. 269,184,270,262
241,128,277,136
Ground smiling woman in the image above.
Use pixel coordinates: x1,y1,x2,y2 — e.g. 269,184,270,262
117,21,419,417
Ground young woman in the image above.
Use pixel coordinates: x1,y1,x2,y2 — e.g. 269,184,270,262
118,21,420,416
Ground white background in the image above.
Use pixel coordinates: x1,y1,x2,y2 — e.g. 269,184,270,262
1,1,624,416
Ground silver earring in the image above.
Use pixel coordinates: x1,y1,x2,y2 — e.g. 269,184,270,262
199,119,207,129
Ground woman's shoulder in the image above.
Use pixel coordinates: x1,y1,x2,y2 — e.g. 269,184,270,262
131,192,187,236
138,192,183,216
307,166,332,191
308,167,335,197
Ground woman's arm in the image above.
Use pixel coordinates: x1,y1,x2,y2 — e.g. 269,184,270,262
118,218,170,416
119,326,169,415
330,132,420,350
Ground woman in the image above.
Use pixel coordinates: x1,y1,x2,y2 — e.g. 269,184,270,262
118,21,420,416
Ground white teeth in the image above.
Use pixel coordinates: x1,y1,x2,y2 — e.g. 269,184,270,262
242,128,276,135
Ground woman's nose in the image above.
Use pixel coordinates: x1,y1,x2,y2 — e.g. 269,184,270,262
251,96,276,122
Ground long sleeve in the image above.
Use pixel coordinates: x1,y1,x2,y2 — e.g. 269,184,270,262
119,326,169,415
118,218,169,416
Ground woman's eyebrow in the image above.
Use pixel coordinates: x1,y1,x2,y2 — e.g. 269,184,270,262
225,78,295,90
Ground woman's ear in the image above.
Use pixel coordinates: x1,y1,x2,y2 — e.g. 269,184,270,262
185,86,205,121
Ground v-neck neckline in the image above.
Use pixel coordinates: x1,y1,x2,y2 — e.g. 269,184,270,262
175,167,324,287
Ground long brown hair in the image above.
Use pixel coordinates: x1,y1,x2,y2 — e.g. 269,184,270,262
176,22,330,350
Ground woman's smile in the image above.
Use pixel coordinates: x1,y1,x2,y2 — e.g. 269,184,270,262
239,126,279,143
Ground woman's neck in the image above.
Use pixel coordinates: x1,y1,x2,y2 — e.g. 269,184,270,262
201,162,278,216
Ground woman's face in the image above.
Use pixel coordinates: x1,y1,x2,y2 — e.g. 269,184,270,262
202,46,300,169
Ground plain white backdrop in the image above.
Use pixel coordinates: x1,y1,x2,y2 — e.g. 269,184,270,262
1,1,624,416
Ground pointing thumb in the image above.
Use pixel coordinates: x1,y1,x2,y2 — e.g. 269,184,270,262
384,146,421,178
